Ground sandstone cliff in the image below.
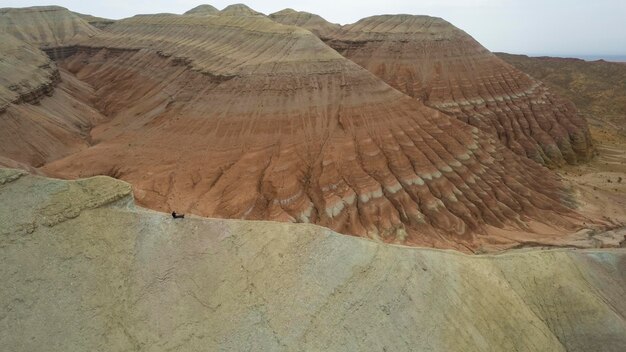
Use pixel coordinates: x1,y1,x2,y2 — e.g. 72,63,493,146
1,168,624,351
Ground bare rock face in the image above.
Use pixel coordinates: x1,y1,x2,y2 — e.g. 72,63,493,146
184,4,219,16
272,13,594,166
0,6,100,47
1,169,625,351
32,13,590,251
269,8,341,39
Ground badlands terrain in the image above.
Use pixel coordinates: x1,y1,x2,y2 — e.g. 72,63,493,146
0,3,625,351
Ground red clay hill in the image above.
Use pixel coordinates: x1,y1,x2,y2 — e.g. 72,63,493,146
271,11,594,167
0,5,601,251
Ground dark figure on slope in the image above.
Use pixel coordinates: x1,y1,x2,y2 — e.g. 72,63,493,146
171,211,185,219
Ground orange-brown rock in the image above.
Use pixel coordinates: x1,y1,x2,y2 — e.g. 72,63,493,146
72,12,115,29
28,13,587,251
0,32,58,111
271,12,594,166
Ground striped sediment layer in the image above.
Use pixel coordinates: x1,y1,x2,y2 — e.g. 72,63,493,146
271,11,594,166
0,33,60,112
35,13,590,251
269,8,341,39
0,6,100,47
0,7,114,167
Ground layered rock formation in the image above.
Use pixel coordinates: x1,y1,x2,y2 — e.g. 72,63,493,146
31,13,591,251
184,4,219,16
0,33,58,111
271,12,594,166
0,6,100,46
72,12,115,29
497,53,626,136
0,7,107,166
219,3,264,17
269,8,340,39
1,169,625,351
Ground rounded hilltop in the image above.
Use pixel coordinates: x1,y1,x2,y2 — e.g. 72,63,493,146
13,11,584,251
219,3,264,17
0,5,99,46
270,8,341,39
184,4,219,15
316,14,594,166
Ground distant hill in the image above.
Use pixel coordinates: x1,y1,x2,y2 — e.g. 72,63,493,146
497,53,626,137
1,168,625,351
72,11,115,29
272,11,594,166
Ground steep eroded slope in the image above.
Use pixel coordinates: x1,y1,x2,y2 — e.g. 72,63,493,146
38,14,588,250
0,6,100,46
272,12,594,166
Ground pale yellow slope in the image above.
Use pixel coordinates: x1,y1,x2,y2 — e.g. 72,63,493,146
1,168,624,351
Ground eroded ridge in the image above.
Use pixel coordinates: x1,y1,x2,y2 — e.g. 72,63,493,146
271,12,594,166
269,8,341,39
0,5,100,47
0,33,60,112
30,13,588,251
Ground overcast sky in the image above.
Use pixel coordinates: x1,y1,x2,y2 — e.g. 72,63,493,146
3,0,625,56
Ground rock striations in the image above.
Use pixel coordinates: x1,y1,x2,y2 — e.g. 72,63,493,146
184,4,219,16
269,8,340,39
219,3,264,17
0,33,79,165
271,12,594,166
0,6,100,46
0,7,107,167
72,12,115,29
25,12,588,251
0,32,59,111
1,169,625,351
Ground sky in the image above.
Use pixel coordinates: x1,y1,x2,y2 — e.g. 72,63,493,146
3,0,626,57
